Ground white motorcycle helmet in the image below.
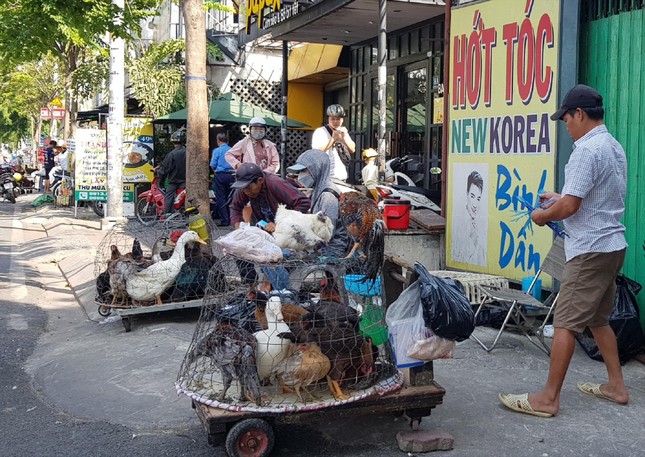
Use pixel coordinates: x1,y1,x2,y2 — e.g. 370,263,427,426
249,117,267,140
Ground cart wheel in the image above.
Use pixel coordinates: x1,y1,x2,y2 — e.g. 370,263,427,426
97,305,111,317
122,318,132,332
225,418,274,457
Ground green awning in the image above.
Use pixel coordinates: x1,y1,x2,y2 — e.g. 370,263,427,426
153,92,309,128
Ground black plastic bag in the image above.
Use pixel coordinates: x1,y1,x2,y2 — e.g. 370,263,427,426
575,275,645,365
415,262,475,342
212,294,262,333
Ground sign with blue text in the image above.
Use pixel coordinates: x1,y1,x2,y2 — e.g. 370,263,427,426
447,0,560,283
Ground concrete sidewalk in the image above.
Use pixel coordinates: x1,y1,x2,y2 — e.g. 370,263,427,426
13,196,645,456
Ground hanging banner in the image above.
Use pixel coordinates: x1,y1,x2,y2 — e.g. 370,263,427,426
122,117,154,183
74,129,108,201
446,0,560,283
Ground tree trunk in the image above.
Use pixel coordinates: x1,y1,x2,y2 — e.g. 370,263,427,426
181,0,210,219
64,45,80,140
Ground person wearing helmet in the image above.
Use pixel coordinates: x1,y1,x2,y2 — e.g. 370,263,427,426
158,128,187,214
311,104,356,182
225,116,280,174
361,148,379,201
225,117,280,223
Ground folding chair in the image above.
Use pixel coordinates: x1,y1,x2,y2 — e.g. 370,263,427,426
471,237,565,354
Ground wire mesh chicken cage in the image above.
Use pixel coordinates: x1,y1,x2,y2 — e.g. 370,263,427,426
94,218,220,316
176,254,403,413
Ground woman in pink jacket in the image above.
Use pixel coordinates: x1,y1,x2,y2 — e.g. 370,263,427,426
225,117,280,174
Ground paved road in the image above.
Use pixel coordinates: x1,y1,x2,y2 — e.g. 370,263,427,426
2,196,645,457
0,201,215,457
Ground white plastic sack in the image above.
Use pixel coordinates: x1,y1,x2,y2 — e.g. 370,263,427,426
408,327,455,361
214,225,283,263
386,281,455,366
385,281,426,368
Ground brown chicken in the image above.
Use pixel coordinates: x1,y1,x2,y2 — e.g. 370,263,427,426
107,240,149,306
294,311,375,400
339,192,385,281
271,341,331,403
252,291,307,330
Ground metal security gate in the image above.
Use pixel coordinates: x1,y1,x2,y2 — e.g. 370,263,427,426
579,0,645,329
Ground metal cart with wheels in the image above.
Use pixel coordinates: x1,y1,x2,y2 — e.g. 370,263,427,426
184,256,447,457
193,364,445,457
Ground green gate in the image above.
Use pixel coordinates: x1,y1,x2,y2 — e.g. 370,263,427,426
579,0,645,330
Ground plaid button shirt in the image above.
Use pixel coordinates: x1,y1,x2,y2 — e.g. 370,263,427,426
561,125,628,261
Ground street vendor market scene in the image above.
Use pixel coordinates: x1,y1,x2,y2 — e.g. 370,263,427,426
1,1,645,456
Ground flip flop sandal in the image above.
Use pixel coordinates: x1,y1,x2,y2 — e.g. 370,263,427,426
499,393,554,418
577,382,619,404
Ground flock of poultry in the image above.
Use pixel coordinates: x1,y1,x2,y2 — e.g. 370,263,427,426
100,191,387,407
105,230,208,306
189,291,378,406
272,192,386,282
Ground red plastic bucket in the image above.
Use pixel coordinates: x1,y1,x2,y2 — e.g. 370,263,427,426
383,198,411,230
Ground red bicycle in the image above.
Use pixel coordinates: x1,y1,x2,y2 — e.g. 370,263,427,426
135,173,186,225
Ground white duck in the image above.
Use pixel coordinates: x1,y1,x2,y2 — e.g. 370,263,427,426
125,230,206,305
253,296,293,381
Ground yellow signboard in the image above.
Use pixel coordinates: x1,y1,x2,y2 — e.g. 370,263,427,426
122,117,154,183
446,0,560,282
245,0,282,33
49,97,63,108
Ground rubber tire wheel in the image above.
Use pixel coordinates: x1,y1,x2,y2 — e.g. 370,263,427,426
122,318,132,332
6,191,16,203
97,305,111,317
135,198,158,225
91,201,105,218
225,419,274,457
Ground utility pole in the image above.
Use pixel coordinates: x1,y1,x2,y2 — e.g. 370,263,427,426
280,41,288,178
377,0,387,174
104,0,125,228
181,0,210,216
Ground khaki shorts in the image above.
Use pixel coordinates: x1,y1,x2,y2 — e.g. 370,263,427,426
554,249,626,333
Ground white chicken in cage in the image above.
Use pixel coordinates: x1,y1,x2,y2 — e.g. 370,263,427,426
272,204,334,251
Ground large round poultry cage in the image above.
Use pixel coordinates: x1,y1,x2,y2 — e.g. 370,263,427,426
94,218,220,317
176,254,403,413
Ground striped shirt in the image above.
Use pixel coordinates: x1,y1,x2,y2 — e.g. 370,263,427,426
229,173,311,226
561,125,628,261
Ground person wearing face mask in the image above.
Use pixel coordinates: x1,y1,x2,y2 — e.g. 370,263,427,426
229,163,311,231
225,117,280,174
287,149,351,257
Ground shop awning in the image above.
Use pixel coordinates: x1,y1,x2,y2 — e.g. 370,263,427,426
245,0,445,46
153,92,309,128
288,43,349,84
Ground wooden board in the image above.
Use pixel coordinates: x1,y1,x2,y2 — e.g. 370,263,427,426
194,380,446,428
410,209,446,232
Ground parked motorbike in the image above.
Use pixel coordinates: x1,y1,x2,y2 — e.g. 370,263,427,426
0,164,20,203
135,172,189,225
375,156,441,212
11,162,36,194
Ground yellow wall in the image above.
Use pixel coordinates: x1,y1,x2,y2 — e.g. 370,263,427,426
288,83,323,131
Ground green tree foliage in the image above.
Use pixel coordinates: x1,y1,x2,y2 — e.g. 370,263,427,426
0,0,160,67
127,39,186,118
0,55,65,145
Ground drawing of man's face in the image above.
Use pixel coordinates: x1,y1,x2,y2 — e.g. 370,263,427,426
466,182,482,219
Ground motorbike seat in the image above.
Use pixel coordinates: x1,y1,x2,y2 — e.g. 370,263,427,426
392,184,435,200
